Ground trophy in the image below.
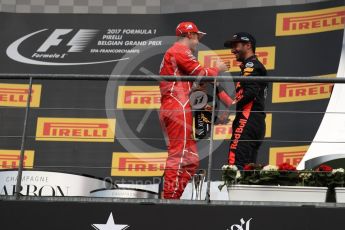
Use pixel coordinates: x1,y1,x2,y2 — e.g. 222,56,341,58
191,169,206,200
189,82,208,110
190,81,212,139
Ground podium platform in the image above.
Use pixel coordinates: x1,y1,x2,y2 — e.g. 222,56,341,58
1,196,345,230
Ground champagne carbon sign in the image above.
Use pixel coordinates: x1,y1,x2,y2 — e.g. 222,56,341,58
0,170,111,196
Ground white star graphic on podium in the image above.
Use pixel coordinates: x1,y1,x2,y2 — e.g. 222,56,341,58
92,212,129,230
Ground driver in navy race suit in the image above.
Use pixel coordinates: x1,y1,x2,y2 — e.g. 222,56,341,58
217,32,268,169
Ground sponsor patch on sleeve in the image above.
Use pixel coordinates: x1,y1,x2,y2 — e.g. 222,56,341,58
245,62,254,68
244,67,254,73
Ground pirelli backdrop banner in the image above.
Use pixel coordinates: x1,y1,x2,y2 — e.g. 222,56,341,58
0,0,344,185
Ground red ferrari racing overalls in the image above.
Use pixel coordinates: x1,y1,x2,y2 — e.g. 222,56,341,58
159,42,218,199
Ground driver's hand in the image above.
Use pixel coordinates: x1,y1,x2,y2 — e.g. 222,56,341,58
215,111,231,125
215,59,228,72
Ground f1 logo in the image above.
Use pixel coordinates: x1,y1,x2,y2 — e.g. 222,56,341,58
37,29,98,53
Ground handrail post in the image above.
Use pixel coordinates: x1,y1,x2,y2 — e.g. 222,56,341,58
205,78,218,203
15,77,33,200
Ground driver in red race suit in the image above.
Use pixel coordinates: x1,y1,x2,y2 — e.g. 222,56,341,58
159,22,227,199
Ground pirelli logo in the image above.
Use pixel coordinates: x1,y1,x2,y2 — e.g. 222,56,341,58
213,114,272,140
117,86,161,109
276,6,345,36
111,152,168,177
0,150,34,169
198,47,275,72
272,74,335,103
269,145,309,167
36,118,116,142
0,83,42,107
